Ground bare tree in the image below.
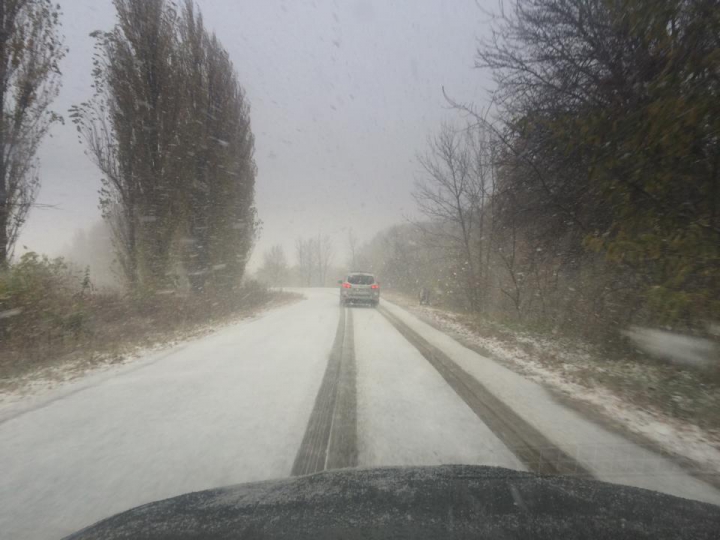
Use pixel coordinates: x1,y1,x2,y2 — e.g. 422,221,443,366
260,244,287,286
413,124,483,311
0,0,66,266
347,228,358,269
314,234,333,286
466,123,498,312
295,237,314,287
355,222,449,298
295,235,333,286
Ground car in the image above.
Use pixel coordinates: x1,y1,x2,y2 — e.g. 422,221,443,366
339,272,380,307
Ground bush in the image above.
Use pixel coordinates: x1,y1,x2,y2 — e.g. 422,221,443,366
1,255,275,379
0,253,90,351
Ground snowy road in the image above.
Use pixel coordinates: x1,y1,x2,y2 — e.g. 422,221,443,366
353,306,523,470
2,288,719,539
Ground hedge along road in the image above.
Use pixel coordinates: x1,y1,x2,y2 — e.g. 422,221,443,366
2,288,720,540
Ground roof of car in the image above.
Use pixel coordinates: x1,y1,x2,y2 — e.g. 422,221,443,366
348,271,374,275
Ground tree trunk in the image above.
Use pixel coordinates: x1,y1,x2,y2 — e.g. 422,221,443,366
0,0,8,268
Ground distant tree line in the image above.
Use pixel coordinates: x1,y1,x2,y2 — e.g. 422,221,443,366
295,235,334,287
256,235,336,288
363,0,720,343
72,0,257,294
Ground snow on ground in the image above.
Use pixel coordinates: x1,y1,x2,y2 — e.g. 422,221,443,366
0,339,184,414
0,289,337,540
381,300,720,505
398,302,720,479
0,295,300,413
353,307,525,471
4,288,719,539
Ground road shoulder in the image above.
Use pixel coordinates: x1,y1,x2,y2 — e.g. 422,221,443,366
0,292,304,424
380,296,720,505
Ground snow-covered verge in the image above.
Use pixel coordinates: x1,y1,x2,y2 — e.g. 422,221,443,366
0,291,303,410
384,292,720,478
0,289,333,540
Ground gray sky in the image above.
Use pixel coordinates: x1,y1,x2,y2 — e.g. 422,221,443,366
20,0,495,269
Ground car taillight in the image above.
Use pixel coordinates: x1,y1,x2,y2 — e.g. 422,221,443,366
343,282,351,288
371,284,379,289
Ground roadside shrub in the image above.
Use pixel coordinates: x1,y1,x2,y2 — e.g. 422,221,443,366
1,256,276,379
0,253,89,353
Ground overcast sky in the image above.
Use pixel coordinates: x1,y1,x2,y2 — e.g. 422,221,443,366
19,0,495,269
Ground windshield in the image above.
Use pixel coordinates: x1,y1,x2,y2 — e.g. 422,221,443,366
1,0,719,538
347,274,375,285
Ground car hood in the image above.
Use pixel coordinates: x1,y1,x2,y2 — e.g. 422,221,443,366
65,464,720,540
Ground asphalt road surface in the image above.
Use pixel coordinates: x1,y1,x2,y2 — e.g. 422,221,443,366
2,288,719,539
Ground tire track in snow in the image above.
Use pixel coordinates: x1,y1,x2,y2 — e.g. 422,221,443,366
378,305,593,478
291,307,357,475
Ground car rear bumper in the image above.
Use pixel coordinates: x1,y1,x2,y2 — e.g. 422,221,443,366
341,291,379,302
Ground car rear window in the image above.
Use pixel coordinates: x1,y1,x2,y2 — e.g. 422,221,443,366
348,274,375,285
